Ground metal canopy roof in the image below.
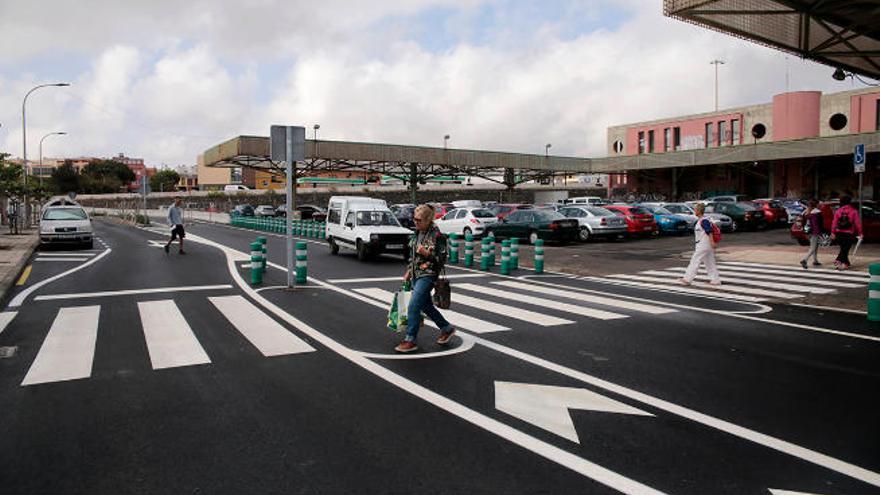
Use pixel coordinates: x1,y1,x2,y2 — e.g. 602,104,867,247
664,0,880,80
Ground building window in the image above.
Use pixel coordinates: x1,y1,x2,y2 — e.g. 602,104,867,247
638,131,645,154
664,128,671,152
705,122,714,148
673,127,681,150
648,130,655,153
731,119,740,144
719,121,728,146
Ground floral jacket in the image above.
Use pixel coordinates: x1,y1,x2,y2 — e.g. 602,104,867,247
408,224,448,279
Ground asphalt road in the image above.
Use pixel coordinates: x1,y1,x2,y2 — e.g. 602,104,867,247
0,218,877,494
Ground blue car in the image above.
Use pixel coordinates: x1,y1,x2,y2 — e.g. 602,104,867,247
642,205,689,235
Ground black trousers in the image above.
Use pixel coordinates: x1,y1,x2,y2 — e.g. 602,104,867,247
835,232,855,266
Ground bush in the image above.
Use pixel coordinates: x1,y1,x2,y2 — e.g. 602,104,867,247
135,214,151,225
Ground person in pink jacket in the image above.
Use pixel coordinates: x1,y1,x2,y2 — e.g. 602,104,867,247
830,195,862,270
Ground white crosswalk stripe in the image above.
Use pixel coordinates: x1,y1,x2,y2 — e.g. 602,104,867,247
208,295,316,356
491,281,678,315
712,263,868,282
658,267,863,288
22,306,100,386
456,283,628,320
139,300,212,370
719,261,868,278
606,274,803,299
638,270,836,294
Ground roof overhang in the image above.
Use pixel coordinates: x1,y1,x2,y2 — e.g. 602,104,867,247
664,0,880,80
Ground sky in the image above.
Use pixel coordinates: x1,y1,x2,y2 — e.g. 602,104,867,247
0,0,873,167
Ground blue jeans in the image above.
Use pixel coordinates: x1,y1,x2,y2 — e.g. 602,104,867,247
405,276,452,342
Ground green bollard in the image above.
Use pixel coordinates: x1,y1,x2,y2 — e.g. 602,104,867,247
480,238,490,271
464,233,474,267
295,241,308,284
869,263,880,321
534,239,544,274
510,237,519,270
257,236,267,272
250,242,263,285
500,239,511,276
487,233,496,267
449,233,459,265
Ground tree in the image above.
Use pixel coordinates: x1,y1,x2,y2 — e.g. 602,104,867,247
81,159,135,192
150,169,180,193
50,160,80,194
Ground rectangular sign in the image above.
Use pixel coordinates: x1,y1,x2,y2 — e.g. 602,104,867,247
270,125,306,162
854,143,866,173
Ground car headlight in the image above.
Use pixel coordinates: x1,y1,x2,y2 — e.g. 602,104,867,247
370,234,379,242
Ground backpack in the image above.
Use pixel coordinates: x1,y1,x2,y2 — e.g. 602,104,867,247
710,221,722,244
836,209,852,230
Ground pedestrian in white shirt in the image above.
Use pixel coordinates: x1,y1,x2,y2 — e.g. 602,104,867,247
679,203,721,286
165,197,186,255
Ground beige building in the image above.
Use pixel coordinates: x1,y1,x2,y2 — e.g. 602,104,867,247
196,153,232,190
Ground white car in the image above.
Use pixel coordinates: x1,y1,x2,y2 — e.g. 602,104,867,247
254,205,276,217
325,196,413,261
435,207,498,237
40,204,94,249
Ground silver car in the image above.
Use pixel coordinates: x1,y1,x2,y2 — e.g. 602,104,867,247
558,205,627,242
660,202,734,232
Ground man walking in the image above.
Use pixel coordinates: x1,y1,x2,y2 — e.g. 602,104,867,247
165,197,186,255
679,203,721,286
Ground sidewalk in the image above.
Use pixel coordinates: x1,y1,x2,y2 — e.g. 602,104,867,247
0,229,40,305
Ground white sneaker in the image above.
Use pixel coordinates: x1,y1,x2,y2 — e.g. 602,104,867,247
678,278,691,286
709,280,722,287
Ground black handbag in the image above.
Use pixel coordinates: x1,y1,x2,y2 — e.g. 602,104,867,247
433,270,451,309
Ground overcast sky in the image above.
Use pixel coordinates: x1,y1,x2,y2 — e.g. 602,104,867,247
0,0,872,167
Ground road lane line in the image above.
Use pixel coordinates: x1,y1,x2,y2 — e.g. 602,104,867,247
492,281,678,315
328,274,487,283
36,253,96,257
789,303,867,315
21,306,100,386
0,311,17,334
138,300,211,370
8,248,112,308
657,267,863,288
16,265,32,286
719,261,868,277
607,274,802,299
35,284,234,301
639,270,836,294
33,258,89,262
208,295,316,356
353,288,511,333
457,283,630,321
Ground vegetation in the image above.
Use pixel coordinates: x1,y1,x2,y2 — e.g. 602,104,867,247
150,169,180,193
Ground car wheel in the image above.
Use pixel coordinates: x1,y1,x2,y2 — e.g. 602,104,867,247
730,221,739,232
818,232,832,247
356,239,369,261
84,240,94,250
528,231,539,244
328,237,339,255
578,226,590,242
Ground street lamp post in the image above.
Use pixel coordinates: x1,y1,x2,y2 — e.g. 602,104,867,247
39,131,67,188
22,82,70,228
444,134,450,150
709,60,725,111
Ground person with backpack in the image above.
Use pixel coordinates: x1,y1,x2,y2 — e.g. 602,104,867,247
831,195,862,270
679,203,722,286
394,204,455,353
799,199,823,269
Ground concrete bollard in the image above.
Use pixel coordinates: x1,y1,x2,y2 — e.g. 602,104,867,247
296,241,308,284
464,233,474,267
480,237,490,271
257,236,268,272
510,237,519,270
449,233,459,265
870,263,880,321
487,233,496,267
534,239,544,274
250,242,263,285
319,222,326,239
500,239,511,276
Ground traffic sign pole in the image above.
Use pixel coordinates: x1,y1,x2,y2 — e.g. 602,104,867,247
855,144,866,230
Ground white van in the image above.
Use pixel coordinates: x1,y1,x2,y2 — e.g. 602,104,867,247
325,196,413,261
565,196,604,205
224,184,250,192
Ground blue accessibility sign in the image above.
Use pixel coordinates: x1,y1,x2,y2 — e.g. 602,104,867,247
854,143,866,173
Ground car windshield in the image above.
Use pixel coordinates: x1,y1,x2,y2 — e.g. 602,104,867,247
629,207,650,215
664,204,691,214
471,209,495,218
609,209,626,217
586,207,614,216
645,206,672,215
766,200,782,208
356,211,399,226
43,208,87,221
534,210,565,221
737,202,759,211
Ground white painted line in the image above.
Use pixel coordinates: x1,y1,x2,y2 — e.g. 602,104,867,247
35,284,234,301
138,300,211,369
493,281,677,315
578,276,766,303
359,333,477,360
719,261,868,277
457,283,629,321
709,264,868,283
452,291,577,326
0,311,16,335
21,306,100,386
36,253,96,257
639,270,836,294
328,274,488,284
33,258,89,262
353,287,511,333
659,267,863,288
208,295,316,356
789,303,868,315
8,248,112,308
607,274,802,300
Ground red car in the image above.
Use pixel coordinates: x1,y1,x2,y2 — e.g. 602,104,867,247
429,203,456,220
604,205,658,236
752,199,788,226
489,203,534,220
791,200,880,244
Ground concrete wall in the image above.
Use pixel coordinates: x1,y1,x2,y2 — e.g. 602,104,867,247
772,91,821,141
196,153,231,189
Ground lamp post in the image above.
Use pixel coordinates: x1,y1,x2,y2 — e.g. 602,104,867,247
313,124,320,141
38,131,66,187
709,60,724,111
443,134,450,149
22,82,70,228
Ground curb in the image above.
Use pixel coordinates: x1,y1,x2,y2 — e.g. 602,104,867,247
0,233,40,308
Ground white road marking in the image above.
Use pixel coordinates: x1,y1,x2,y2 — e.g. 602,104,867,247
639,270,836,294
21,306,100,386
0,311,17,334
328,274,488,284
768,490,827,495
138,300,211,370
36,253,96,257
33,258,89,262
35,284,234,301
493,281,677,315
719,261,868,277
451,291,577,326
706,264,869,283
208,295,316,356
8,248,112,308
359,333,477,360
607,274,802,299
352,287,511,333
457,283,629,321
659,267,864,288
789,303,867,315
578,276,766,303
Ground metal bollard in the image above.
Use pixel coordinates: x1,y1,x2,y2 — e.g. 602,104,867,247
449,233,459,265
296,241,308,284
250,241,263,285
500,239,511,275
487,233,496,267
319,222,326,239
870,263,880,321
534,239,544,274
464,233,474,267
510,237,519,270
480,237,490,271
257,236,267,272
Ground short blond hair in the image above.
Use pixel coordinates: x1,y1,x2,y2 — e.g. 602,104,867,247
414,204,435,222
693,203,705,215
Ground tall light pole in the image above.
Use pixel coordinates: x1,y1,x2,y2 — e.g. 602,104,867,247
313,124,320,141
709,60,725,111
443,134,450,150
22,82,70,228
38,131,66,187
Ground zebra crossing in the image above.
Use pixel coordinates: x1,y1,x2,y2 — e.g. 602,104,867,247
600,261,869,302
19,295,315,387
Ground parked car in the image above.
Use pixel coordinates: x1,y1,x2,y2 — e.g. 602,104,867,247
295,204,328,221
779,198,806,224
390,204,416,230
563,196,606,206
254,205,276,217
603,205,659,237
325,196,411,261
640,205,690,235
791,200,880,245
40,203,94,249
428,203,456,220
705,194,751,203
652,202,734,232
435,207,499,237
488,203,534,220
224,184,251,192
704,202,766,231
752,199,789,226
558,205,627,242
231,204,255,217
484,209,579,244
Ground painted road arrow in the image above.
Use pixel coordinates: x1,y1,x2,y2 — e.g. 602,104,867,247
495,381,653,444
